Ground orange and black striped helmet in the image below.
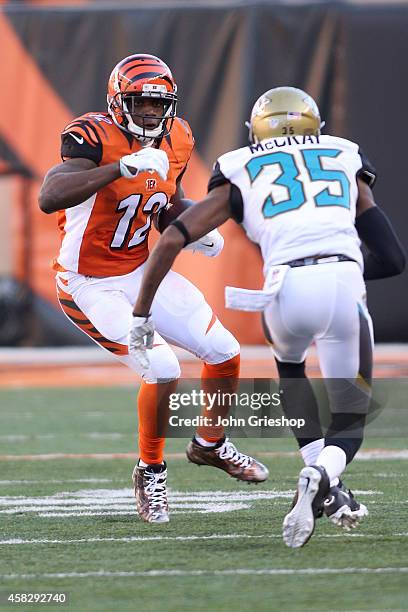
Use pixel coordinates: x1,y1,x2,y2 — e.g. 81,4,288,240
107,54,177,141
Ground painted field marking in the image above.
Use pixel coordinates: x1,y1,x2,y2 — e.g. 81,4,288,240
0,488,292,517
0,449,406,461
356,450,408,460
0,487,382,518
0,532,403,546
0,479,113,485
1,567,408,580
0,433,126,442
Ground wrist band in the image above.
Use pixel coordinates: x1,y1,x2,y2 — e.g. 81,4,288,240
170,219,191,246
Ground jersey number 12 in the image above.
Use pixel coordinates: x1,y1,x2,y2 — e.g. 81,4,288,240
111,192,168,249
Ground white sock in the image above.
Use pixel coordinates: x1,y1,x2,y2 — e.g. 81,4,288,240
316,445,347,482
330,477,340,487
194,435,217,448
138,459,165,468
300,439,324,466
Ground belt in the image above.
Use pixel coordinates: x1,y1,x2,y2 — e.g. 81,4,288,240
286,254,356,268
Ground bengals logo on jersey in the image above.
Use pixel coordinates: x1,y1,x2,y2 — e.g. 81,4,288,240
146,178,157,192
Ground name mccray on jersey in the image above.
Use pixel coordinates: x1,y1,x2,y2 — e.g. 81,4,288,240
208,134,377,273
55,112,194,276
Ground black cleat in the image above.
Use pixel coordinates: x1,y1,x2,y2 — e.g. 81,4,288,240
324,481,368,530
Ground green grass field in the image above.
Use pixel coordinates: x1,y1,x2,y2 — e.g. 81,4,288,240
0,388,407,611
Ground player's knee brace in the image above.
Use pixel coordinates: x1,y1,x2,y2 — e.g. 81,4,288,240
325,412,366,464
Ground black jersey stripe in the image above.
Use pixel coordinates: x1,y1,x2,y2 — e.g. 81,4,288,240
65,119,104,147
65,121,98,146
80,121,103,146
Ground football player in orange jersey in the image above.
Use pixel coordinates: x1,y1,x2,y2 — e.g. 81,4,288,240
39,54,268,524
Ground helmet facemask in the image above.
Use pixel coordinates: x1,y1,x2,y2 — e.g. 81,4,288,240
108,88,177,143
107,54,178,143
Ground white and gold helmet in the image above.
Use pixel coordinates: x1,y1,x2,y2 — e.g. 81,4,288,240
248,86,323,143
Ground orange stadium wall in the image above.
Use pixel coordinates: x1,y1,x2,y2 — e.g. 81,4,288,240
0,2,407,343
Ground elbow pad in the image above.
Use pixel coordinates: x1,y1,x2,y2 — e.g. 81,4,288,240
184,229,224,257
355,207,406,280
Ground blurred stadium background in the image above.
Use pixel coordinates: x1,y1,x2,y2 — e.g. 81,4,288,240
0,0,407,358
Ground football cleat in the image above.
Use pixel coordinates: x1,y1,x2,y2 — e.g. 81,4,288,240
132,461,169,524
324,481,368,530
283,465,330,548
186,436,269,483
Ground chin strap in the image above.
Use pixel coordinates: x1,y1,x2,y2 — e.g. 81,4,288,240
137,137,156,147
110,112,158,146
108,97,166,141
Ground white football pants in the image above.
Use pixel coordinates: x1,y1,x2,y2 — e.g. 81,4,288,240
56,264,239,383
263,261,374,380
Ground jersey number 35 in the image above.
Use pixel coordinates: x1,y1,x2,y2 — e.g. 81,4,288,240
246,148,350,219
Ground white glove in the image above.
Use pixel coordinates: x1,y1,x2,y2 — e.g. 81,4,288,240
128,314,155,371
120,148,169,181
184,229,224,257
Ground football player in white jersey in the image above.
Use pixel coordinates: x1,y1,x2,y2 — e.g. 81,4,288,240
128,87,405,546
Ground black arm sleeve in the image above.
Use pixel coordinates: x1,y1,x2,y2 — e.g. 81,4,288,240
61,132,102,165
208,161,244,223
355,207,406,280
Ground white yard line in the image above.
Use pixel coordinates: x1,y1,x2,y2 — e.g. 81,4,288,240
0,479,113,485
0,533,401,546
0,449,407,461
0,488,294,517
0,504,251,516
1,567,408,580
356,450,408,460
0,452,148,461
0,437,406,458
0,487,383,517
0,433,126,441
0,489,297,502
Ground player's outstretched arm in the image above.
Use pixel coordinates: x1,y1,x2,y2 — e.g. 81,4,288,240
38,158,122,213
355,178,406,279
133,183,231,317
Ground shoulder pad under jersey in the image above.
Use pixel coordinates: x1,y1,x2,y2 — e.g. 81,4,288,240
61,112,114,164
162,117,194,164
